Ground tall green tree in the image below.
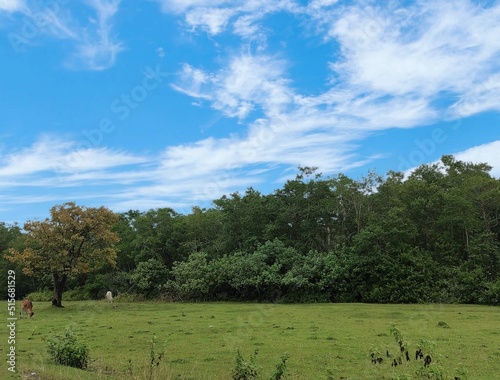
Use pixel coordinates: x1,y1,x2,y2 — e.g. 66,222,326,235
124,208,185,268
0,222,36,297
213,188,275,253
179,207,225,258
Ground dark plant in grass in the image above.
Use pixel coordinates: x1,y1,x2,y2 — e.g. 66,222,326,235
232,349,259,380
46,326,89,369
148,334,165,380
437,321,450,329
325,368,335,380
371,326,469,379
269,353,289,380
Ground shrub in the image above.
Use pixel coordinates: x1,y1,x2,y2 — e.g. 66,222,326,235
483,279,500,305
130,258,168,297
148,334,165,380
63,288,91,301
113,292,146,302
436,321,450,329
83,271,130,299
47,326,89,369
232,349,258,380
269,353,289,380
25,290,52,302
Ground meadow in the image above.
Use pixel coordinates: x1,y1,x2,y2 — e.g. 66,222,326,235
2,301,499,379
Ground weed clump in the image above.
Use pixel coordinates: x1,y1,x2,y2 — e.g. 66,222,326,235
46,326,89,369
269,353,289,380
437,321,450,329
232,349,259,380
370,325,469,379
232,349,290,380
148,334,165,380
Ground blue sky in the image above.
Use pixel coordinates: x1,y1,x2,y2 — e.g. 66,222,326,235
1,0,500,224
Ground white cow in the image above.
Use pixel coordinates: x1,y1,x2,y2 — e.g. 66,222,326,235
105,291,113,303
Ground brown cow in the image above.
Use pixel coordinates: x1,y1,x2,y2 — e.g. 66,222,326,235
21,299,34,318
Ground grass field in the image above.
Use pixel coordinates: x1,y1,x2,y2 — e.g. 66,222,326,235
2,301,499,379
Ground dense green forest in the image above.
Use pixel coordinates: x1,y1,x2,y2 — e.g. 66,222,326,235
2,155,499,304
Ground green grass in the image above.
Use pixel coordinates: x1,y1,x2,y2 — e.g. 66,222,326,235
2,301,499,379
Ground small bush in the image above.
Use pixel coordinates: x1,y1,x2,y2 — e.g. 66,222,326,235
63,288,91,301
483,279,500,305
25,290,52,302
269,353,289,380
232,349,258,380
47,326,89,369
148,334,165,380
114,293,146,302
130,258,168,298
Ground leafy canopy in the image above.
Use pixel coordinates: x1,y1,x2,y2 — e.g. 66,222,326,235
7,202,119,278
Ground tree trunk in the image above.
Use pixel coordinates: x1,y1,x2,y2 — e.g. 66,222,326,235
52,273,67,307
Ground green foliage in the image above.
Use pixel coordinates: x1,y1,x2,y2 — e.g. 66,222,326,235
483,278,500,305
147,334,165,380
166,252,216,300
377,326,457,380
390,324,403,343
26,290,53,302
0,222,38,297
269,353,289,380
63,288,91,301
46,326,89,369
6,155,500,305
80,271,130,299
130,258,168,297
113,292,147,302
6,202,119,307
232,349,259,380
231,347,289,380
436,321,450,329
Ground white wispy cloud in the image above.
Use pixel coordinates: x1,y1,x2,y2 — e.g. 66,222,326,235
0,136,148,180
3,0,500,220
326,1,500,112
156,0,228,14
404,140,500,179
156,0,299,37
4,0,122,70
0,0,24,12
71,0,123,70
164,0,500,195
454,140,500,178
174,54,293,119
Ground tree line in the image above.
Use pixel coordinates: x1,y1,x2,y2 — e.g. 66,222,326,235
1,155,499,305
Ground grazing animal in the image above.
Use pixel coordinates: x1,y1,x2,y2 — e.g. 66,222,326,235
105,291,113,303
21,299,34,318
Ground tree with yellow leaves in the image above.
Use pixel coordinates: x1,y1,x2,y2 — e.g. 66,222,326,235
7,202,119,307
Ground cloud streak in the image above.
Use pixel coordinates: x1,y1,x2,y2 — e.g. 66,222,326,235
4,0,122,70
2,0,500,221
0,0,24,12
71,0,123,70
